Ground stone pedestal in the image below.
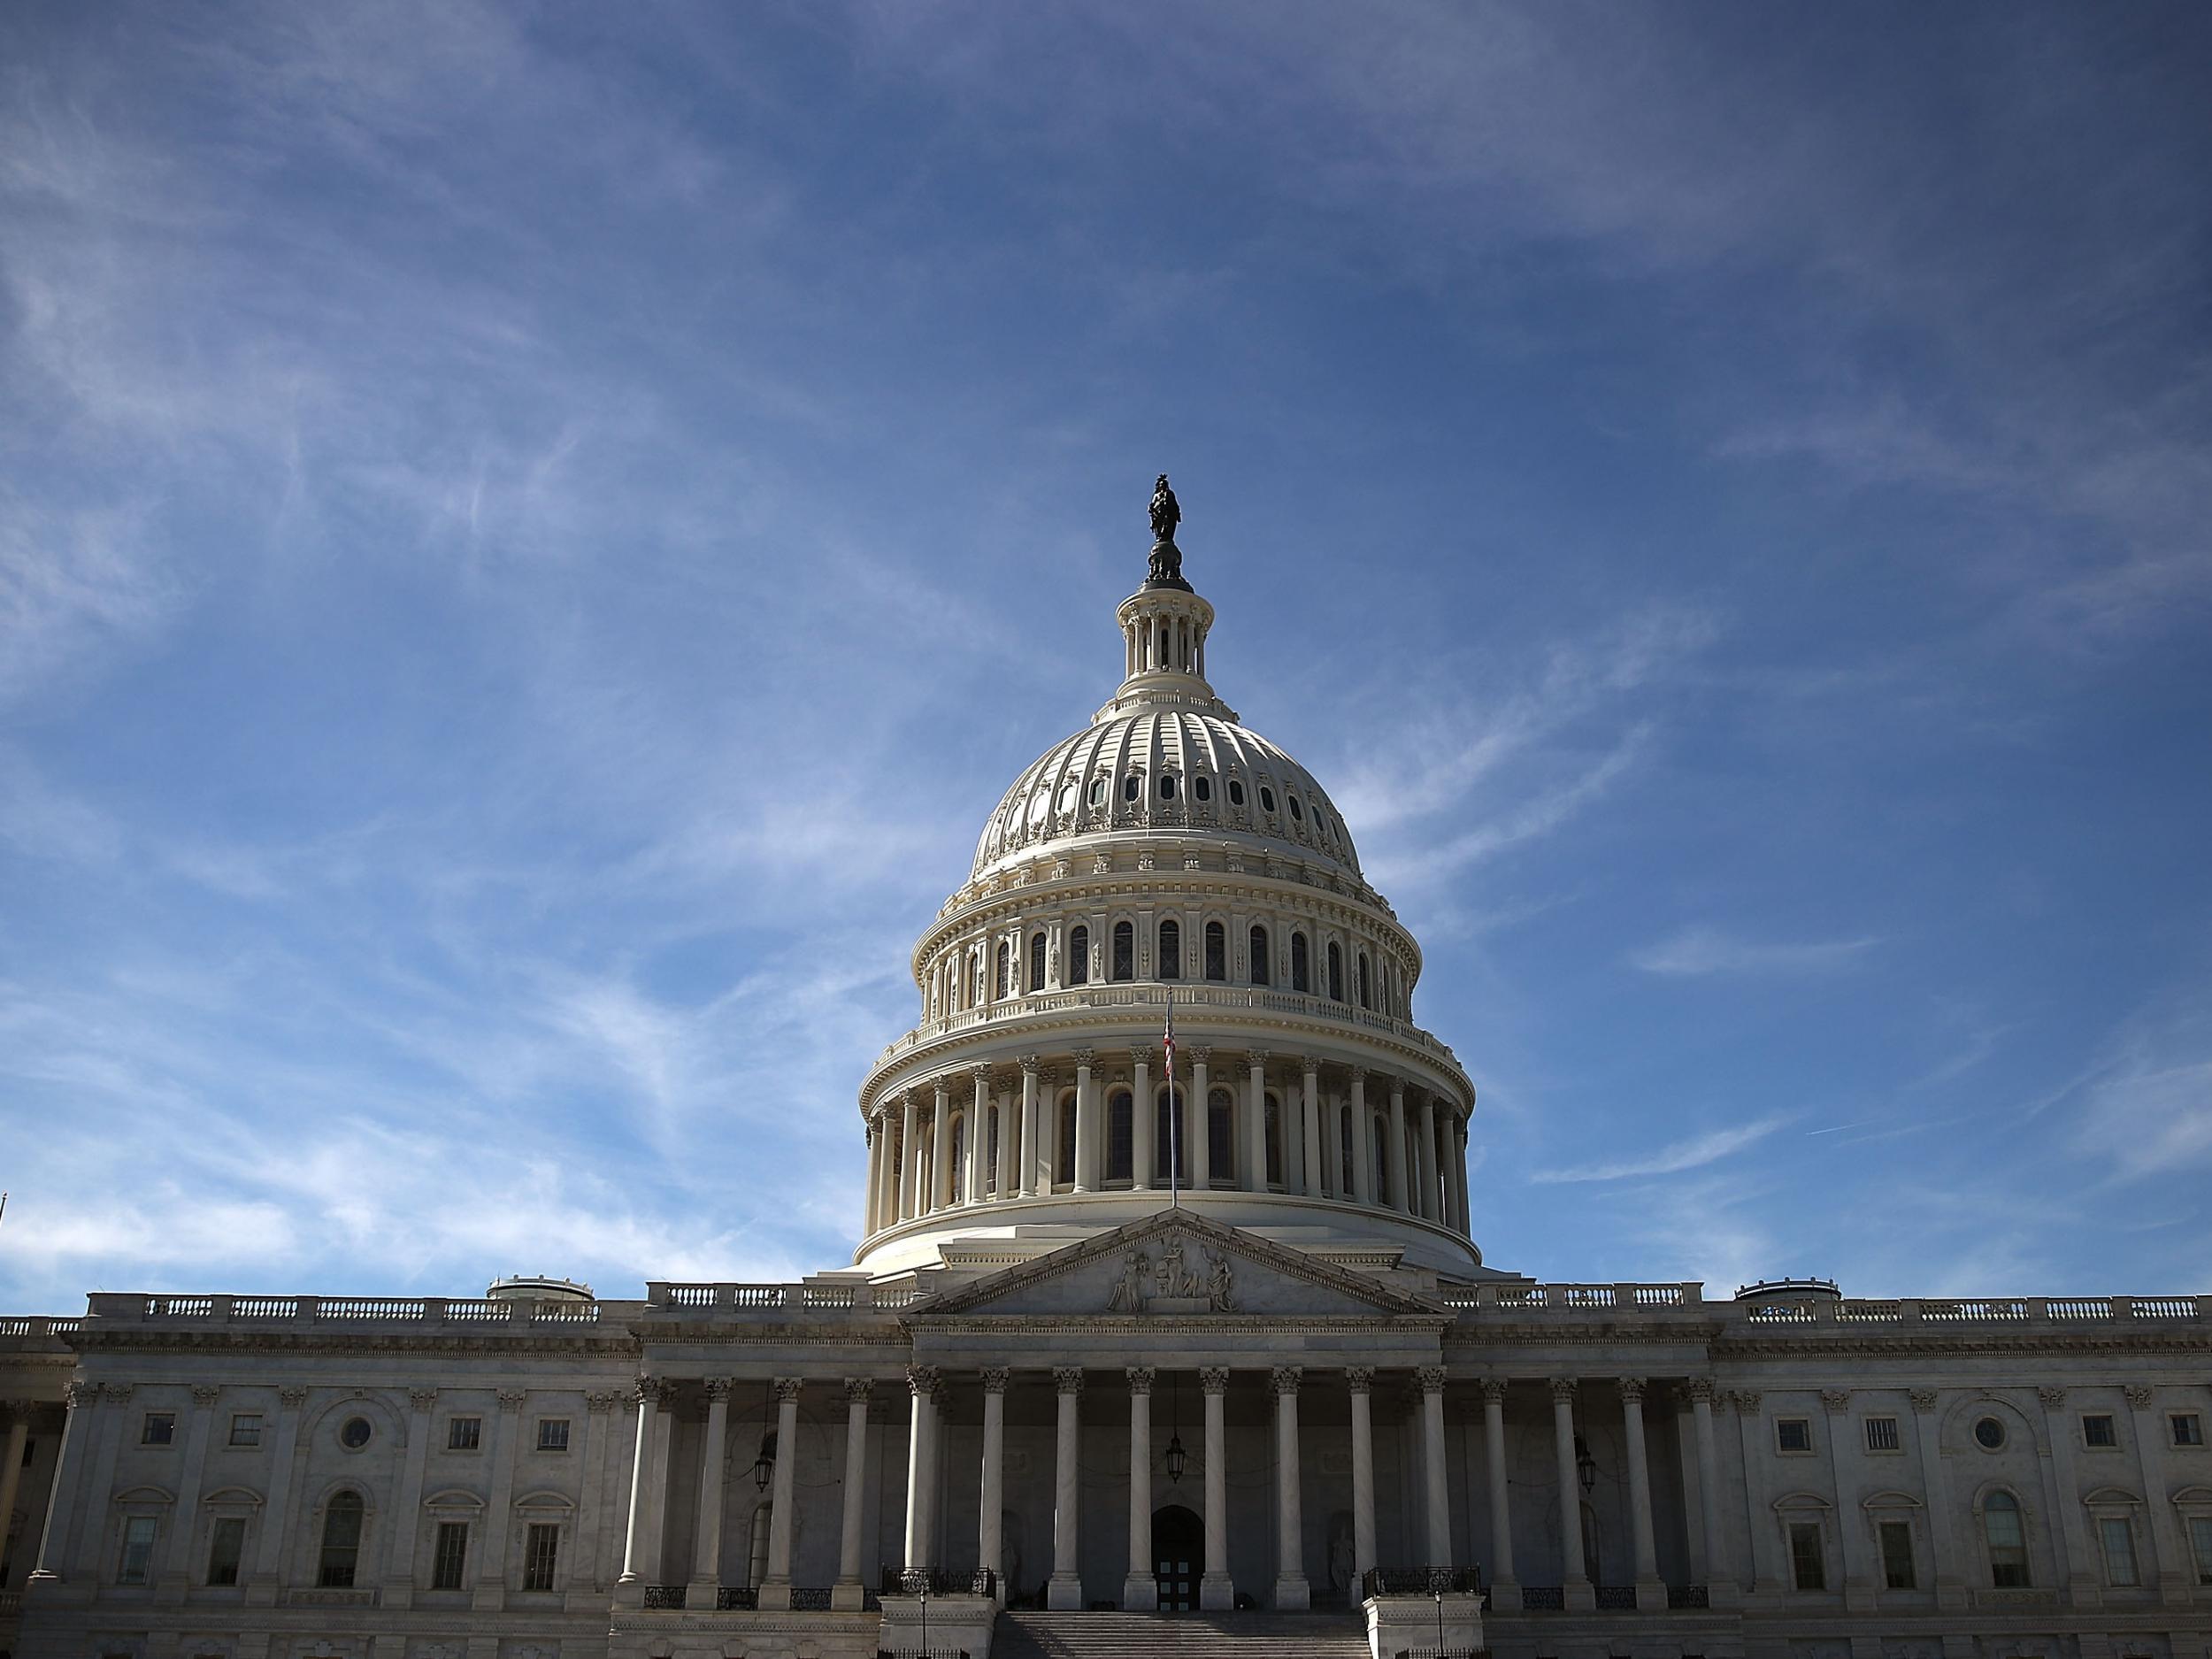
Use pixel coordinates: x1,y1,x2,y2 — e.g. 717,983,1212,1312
1362,1593,1483,1659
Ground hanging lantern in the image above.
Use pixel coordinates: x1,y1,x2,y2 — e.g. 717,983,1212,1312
752,1381,777,1491
1163,1372,1187,1482
1575,1433,1597,1494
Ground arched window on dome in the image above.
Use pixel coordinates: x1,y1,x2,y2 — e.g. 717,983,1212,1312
1069,926,1090,987
972,949,987,1005
1372,1116,1392,1207
1155,1086,1187,1187
1983,1491,2030,1587
318,1491,365,1588
1056,1091,1078,1186
1108,1087,1134,1183
1208,1087,1234,1186
1157,919,1180,980
1356,951,1371,1010
1111,920,1134,982
1291,933,1310,994
1326,941,1343,1002
1264,1093,1284,1187
1029,932,1047,992
1249,925,1271,986
995,941,1012,1000
949,1117,966,1204
1204,920,1226,981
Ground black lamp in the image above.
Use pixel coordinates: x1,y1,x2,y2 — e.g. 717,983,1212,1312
1574,1433,1596,1494
1164,1372,1187,1483
752,1381,777,1492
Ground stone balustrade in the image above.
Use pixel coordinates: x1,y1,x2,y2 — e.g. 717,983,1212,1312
73,1292,639,1327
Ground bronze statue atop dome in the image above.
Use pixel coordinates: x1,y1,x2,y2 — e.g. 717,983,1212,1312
1146,473,1191,589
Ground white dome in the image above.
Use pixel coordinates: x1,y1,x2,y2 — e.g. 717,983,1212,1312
972,708,1363,880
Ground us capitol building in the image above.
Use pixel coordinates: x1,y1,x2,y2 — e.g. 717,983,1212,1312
3,487,2208,1659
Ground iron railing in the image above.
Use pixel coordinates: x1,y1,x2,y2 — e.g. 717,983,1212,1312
1518,1586,1564,1611
1667,1583,1709,1609
715,1587,757,1610
642,1586,687,1609
1593,1585,1637,1610
880,1567,997,1598
1362,1568,1483,1597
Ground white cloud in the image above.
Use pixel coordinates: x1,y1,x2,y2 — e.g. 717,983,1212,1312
1627,927,1880,978
1531,1114,1789,1184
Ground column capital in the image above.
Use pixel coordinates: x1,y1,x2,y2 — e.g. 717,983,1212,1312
1199,1367,1231,1396
495,1388,527,1412
1302,1055,1319,1077
907,1364,942,1400
1019,1054,1042,1076
1072,1047,1095,1069
899,1087,916,1108
1129,1047,1151,1069
1416,1365,1447,1395
1125,1366,1156,1395
1548,1377,1578,1404
1908,1387,1938,1414
970,1062,993,1083
586,1391,620,1415
62,1380,96,1410
702,1377,733,1402
844,1378,875,1404
1345,1367,1374,1395
1053,1367,1086,1396
1685,1377,1718,1405
632,1377,661,1408
1187,1045,1210,1064
278,1385,309,1408
1348,1064,1369,1085
773,1378,803,1405
1248,1048,1271,1066
101,1382,135,1403
2124,1383,2155,1409
1819,1388,1851,1415
1733,1389,1764,1416
190,1384,222,1408
1479,1377,1508,1406
1617,1377,1647,1404
2036,1385,2068,1409
1388,1078,1405,1101
1270,1365,1303,1397
979,1368,1010,1395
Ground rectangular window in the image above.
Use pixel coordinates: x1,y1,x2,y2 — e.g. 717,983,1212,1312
447,1416,482,1451
432,1521,469,1590
1878,1519,1915,1589
2191,1515,2212,1586
536,1417,570,1453
2172,1412,2204,1448
1788,1521,1825,1590
227,1413,263,1448
1864,1415,1901,1452
2082,1413,2117,1448
118,1516,157,1584
142,1412,176,1447
2100,1517,2139,1586
205,1516,246,1586
521,1523,559,1592
1776,1417,1813,1454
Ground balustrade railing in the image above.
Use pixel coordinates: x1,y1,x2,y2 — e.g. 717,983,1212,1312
0,1317,80,1338
84,1293,624,1328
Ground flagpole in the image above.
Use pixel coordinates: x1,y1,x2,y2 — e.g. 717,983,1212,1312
1166,988,1179,1209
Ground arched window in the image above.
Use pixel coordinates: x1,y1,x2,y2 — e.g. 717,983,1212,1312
318,1492,365,1587
1208,1087,1234,1185
1108,1088,1134,1182
1123,773,1141,803
1158,773,1177,801
1069,925,1090,987
1373,1118,1391,1206
1357,951,1371,1010
1111,920,1134,981
1291,933,1310,993
1227,779,1246,807
1984,1491,2030,1586
1030,932,1046,992
1204,921,1226,981
1156,1087,1187,1187
995,941,1012,999
1249,926,1271,987
1158,918,1180,979
1057,1093,1078,1185
1326,941,1343,1002
949,1118,966,1203
1264,1094,1283,1187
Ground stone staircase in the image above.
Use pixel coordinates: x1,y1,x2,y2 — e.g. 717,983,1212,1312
993,1610,1371,1659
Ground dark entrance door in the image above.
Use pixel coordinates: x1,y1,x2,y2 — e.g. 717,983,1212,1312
1154,1504,1202,1611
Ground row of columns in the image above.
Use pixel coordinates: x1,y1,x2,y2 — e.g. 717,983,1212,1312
863,1054,1471,1238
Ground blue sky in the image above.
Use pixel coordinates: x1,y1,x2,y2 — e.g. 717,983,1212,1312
4,3,2209,1310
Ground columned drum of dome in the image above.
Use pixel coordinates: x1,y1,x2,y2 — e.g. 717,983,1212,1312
855,516,1481,1279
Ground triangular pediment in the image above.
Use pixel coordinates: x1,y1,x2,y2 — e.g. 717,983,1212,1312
915,1210,1438,1321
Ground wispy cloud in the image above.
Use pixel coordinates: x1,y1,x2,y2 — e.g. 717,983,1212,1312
1531,1114,1790,1184
1628,927,1881,978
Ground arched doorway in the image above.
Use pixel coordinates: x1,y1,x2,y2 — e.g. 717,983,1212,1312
1153,1504,1202,1611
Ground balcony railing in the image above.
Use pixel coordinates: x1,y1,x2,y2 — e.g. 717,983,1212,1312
880,1568,998,1598
642,1586,687,1609
84,1294,627,1328
1518,1586,1563,1611
1362,1567,1483,1597
716,1587,757,1610
1666,1584,1709,1609
0,1317,81,1339
1737,1294,2210,1325
1440,1283,1701,1311
1592,1585,1637,1610
650,1282,875,1313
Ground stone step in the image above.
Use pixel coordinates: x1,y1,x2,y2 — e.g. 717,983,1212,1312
993,1610,1371,1659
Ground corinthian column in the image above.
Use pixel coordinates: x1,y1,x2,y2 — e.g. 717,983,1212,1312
1200,1368,1233,1609
759,1379,802,1608
1132,1050,1154,1190
1480,1379,1515,1591
903,1366,938,1570
968,1064,991,1203
690,1379,732,1592
932,1081,953,1209
1246,1051,1270,1190
1271,1367,1309,1609
1550,1379,1592,1609
1300,1058,1323,1197
1073,1051,1099,1193
833,1380,872,1609
1347,1369,1377,1588
898,1093,919,1220
1123,1368,1157,1609
1620,1378,1660,1609
979,1369,1008,1600
1048,1369,1085,1609
1018,1057,1042,1196
618,1379,660,1586
1417,1366,1450,1566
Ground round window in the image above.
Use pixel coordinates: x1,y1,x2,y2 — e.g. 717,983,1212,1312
340,1417,373,1449
1227,780,1245,807
1158,774,1177,800
1194,776,1211,802
1259,786,1277,814
1973,1416,2006,1450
